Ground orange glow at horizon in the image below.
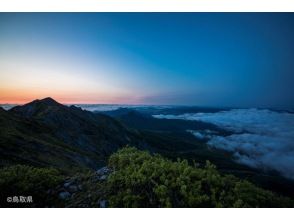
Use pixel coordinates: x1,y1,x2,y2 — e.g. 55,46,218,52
0,87,143,105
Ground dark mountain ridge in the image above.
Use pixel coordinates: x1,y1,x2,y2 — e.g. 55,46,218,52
102,108,228,134
1,98,145,172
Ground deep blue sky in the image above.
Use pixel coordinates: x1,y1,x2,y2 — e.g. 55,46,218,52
0,13,294,107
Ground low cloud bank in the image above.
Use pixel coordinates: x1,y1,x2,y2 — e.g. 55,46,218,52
73,104,169,112
153,109,294,179
0,104,17,110
187,129,218,140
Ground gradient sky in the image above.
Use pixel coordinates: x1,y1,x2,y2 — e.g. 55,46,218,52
0,13,294,107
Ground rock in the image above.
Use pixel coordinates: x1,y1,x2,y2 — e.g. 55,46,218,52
78,184,83,190
64,180,74,188
68,185,78,193
99,175,107,181
95,166,111,181
59,191,71,200
99,200,108,208
96,166,110,176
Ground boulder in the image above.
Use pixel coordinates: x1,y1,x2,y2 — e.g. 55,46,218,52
59,191,71,200
96,166,110,176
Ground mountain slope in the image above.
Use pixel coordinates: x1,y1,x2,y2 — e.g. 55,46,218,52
103,108,227,133
1,105,94,171
0,98,145,172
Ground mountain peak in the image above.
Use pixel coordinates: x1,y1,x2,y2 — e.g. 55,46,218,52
35,97,61,106
9,97,63,117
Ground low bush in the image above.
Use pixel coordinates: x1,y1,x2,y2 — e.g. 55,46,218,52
106,147,293,207
0,165,63,207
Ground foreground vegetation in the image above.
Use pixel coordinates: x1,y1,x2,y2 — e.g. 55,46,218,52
0,165,63,207
106,147,293,207
0,147,293,207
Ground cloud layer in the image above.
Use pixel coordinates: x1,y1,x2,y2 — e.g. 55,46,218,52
153,109,294,179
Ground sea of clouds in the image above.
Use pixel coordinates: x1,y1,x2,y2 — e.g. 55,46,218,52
153,109,294,179
0,104,17,110
73,104,172,112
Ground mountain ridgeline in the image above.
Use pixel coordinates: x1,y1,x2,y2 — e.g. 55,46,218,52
0,97,145,172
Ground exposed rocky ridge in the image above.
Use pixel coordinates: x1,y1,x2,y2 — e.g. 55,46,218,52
52,166,112,207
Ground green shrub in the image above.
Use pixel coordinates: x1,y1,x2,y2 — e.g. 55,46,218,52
0,165,63,207
106,147,294,208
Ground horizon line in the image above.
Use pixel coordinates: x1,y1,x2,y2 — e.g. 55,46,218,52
0,97,293,110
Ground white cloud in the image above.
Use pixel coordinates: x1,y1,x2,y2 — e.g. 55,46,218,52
73,104,171,112
153,109,294,179
187,130,207,139
0,104,16,110
187,129,218,140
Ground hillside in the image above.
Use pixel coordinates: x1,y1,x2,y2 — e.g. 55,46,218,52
0,98,145,172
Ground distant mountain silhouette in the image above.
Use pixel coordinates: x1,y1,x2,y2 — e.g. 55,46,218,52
102,107,228,134
1,98,145,172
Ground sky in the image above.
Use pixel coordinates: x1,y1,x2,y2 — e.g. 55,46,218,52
0,13,294,107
